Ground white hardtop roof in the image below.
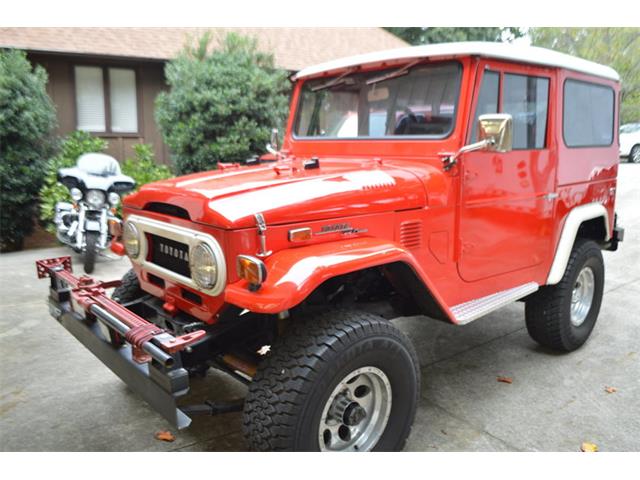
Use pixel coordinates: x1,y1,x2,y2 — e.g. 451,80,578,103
293,42,620,82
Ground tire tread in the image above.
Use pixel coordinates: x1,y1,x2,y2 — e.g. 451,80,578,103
242,309,419,452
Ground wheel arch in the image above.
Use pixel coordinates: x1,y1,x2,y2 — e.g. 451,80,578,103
224,237,453,320
547,203,610,285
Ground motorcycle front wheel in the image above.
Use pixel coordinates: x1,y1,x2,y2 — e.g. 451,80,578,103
84,231,99,274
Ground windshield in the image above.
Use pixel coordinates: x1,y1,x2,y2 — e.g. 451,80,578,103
294,62,462,139
620,123,640,133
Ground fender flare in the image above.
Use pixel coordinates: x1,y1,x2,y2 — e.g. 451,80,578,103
224,236,453,318
546,203,610,285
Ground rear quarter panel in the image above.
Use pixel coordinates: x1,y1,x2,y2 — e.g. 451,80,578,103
553,70,620,248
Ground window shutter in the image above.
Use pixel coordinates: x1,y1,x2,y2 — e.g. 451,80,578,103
109,68,138,133
75,66,106,132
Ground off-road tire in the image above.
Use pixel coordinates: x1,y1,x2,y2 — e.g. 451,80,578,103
111,269,143,304
242,309,420,452
525,239,604,352
83,232,98,274
630,145,640,164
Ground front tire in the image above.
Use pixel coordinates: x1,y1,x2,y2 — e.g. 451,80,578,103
83,231,98,274
525,239,604,352
630,145,640,164
111,269,143,304
242,309,420,452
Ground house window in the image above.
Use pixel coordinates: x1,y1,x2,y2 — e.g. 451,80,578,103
74,66,138,134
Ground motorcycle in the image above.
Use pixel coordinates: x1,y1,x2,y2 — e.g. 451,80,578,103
54,153,135,273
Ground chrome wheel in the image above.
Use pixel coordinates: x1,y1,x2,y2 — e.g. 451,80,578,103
571,266,595,327
318,366,392,451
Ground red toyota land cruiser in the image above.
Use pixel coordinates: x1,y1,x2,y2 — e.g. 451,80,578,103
38,42,624,452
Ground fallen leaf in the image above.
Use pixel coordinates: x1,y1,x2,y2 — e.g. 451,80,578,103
497,376,513,384
155,430,175,442
604,386,617,394
581,442,598,452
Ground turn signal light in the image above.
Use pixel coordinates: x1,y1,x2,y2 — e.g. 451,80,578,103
236,255,267,291
109,219,122,237
288,227,312,242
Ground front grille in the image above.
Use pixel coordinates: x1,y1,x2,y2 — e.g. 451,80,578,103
149,234,191,278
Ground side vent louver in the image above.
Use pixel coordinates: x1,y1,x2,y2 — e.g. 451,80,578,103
399,220,422,249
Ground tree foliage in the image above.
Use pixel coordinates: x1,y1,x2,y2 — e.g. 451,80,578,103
385,27,524,45
530,28,640,123
121,144,173,190
156,32,290,175
0,49,57,251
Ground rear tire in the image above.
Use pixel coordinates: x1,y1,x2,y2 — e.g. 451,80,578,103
525,239,604,352
630,145,640,164
242,309,420,452
83,232,98,274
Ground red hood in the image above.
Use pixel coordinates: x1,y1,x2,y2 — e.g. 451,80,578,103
124,158,426,229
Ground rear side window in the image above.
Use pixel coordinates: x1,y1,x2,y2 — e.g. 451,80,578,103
502,74,549,150
563,79,614,147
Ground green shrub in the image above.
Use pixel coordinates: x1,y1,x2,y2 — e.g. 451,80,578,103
121,144,173,190
39,131,107,233
0,50,57,251
155,32,290,175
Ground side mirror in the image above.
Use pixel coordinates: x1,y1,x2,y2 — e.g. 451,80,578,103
441,113,513,171
266,128,280,155
477,113,513,153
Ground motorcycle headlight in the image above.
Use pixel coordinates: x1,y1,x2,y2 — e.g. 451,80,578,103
190,242,218,290
122,221,141,258
70,187,83,202
86,190,106,209
108,192,120,206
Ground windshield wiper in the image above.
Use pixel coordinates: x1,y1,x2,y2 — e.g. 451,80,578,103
311,68,356,92
366,60,422,86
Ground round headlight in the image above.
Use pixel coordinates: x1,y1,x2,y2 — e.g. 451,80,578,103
122,221,140,258
190,242,218,290
70,187,83,201
86,189,106,208
108,192,120,206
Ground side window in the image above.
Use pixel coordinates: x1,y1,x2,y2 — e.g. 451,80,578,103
563,79,614,147
503,74,549,149
471,70,500,142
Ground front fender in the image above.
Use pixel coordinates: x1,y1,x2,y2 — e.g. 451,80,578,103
224,237,452,317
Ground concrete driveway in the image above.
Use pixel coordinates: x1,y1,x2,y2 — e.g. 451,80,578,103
1,164,638,452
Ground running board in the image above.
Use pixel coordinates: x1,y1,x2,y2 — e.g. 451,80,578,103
450,282,539,325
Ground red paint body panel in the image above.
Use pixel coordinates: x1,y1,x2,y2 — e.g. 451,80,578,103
125,161,426,229
121,53,620,324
